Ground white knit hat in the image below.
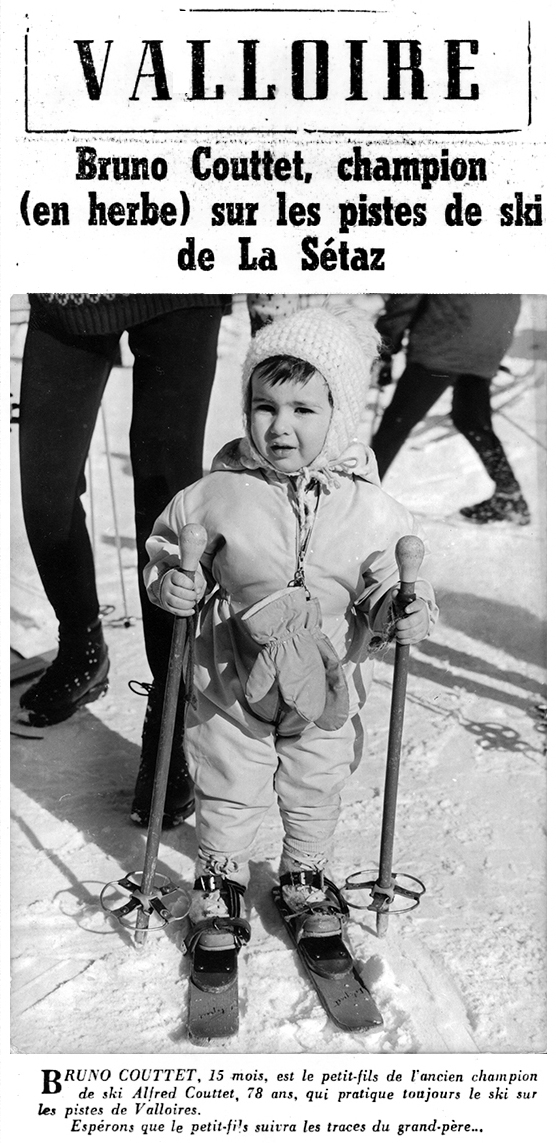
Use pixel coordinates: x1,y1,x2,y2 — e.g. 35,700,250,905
242,299,381,459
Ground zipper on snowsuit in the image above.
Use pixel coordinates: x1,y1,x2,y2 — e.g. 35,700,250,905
288,477,320,596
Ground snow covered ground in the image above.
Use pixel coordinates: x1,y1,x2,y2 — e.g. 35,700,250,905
9,295,546,1054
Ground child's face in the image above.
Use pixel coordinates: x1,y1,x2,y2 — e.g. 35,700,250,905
250,367,332,472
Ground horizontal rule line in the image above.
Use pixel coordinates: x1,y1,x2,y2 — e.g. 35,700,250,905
24,127,524,135
183,8,389,12
24,128,298,135
305,128,524,135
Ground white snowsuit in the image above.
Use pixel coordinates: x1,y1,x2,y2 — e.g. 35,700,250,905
144,439,437,880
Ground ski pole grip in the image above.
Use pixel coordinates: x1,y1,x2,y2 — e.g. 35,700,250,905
178,523,207,579
395,535,425,610
396,535,424,586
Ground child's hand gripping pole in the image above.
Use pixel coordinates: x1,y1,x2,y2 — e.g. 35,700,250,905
344,536,427,935
134,524,207,945
374,535,424,936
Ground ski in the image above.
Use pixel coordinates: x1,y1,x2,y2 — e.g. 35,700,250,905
185,938,243,1040
185,927,242,1040
272,887,383,1033
187,978,240,1041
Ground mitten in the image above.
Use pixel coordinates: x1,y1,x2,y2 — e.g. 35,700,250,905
242,588,349,730
312,631,350,731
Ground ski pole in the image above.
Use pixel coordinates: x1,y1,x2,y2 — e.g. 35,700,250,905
134,523,207,946
374,534,424,936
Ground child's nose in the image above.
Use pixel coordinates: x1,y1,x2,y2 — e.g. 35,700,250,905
271,407,291,434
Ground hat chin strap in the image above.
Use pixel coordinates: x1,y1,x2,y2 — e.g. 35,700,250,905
246,441,338,488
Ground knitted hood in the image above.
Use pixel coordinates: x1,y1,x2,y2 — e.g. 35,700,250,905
242,300,381,463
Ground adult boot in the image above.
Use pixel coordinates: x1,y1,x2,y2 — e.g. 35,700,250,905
130,679,195,830
20,618,109,726
460,489,530,525
459,440,531,525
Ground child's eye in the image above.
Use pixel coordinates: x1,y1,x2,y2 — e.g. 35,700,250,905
295,406,314,415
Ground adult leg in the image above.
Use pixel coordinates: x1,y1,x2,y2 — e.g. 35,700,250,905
371,361,452,479
452,373,521,491
127,305,224,825
128,305,224,680
18,318,120,723
452,374,530,524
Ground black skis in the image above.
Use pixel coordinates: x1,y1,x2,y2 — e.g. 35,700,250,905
185,892,383,1037
186,938,243,1041
187,978,240,1040
272,887,383,1033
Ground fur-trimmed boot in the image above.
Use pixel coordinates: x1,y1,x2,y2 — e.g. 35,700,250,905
185,874,251,992
277,870,353,978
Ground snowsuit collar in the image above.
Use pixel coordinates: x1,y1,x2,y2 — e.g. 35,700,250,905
210,436,381,493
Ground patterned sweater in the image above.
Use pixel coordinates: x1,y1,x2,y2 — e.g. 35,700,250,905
29,293,232,337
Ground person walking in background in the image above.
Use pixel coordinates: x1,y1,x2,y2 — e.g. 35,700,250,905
370,294,530,525
18,292,230,829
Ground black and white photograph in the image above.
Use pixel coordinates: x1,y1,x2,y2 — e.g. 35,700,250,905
9,291,546,1053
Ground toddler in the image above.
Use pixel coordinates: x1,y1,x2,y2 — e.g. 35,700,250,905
144,302,437,985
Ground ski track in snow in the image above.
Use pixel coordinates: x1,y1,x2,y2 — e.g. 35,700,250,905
10,296,546,1054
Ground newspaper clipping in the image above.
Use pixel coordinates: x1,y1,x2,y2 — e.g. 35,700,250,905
2,1,548,1141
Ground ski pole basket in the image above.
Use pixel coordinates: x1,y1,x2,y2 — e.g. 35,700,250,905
100,872,191,931
343,868,425,919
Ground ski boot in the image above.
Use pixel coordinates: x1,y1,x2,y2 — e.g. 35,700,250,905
460,490,530,525
130,680,195,830
276,871,353,979
19,619,109,726
185,875,251,993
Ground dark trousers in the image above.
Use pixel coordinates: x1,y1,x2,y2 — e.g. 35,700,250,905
371,361,520,491
19,305,224,682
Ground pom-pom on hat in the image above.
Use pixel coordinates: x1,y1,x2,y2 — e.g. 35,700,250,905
242,298,381,461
